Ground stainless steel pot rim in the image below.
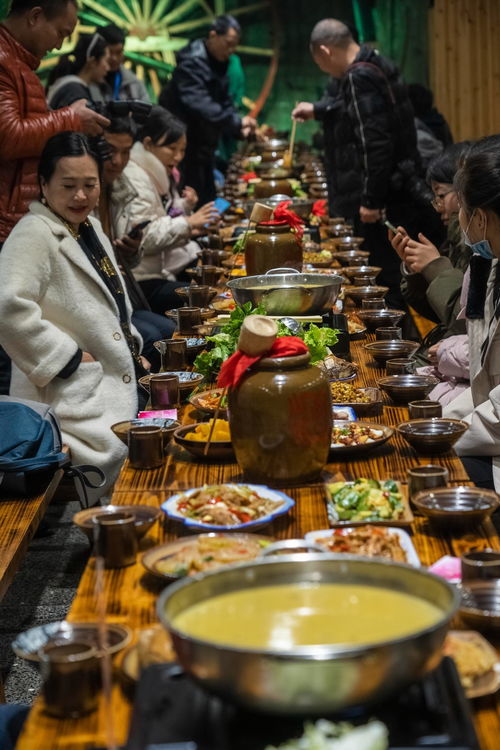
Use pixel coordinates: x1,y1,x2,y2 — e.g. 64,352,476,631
227,272,344,289
157,552,459,659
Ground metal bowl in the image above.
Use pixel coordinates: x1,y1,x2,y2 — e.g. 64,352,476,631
344,285,389,306
173,424,235,462
365,340,420,364
227,270,343,316
356,309,406,331
397,417,469,454
459,580,500,631
412,486,499,527
341,265,382,282
378,375,439,404
157,553,458,714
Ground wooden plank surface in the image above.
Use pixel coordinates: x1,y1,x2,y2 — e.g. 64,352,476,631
15,336,500,750
0,468,64,602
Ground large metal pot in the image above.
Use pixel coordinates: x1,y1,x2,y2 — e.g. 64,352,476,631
227,268,342,316
157,553,458,714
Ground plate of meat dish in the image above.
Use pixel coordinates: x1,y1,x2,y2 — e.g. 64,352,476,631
305,526,420,566
161,484,295,532
330,421,393,455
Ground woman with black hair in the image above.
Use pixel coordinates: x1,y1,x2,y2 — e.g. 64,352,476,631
390,141,472,336
0,132,143,493
122,105,217,314
47,32,109,109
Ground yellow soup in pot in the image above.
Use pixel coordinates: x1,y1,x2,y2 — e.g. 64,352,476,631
172,583,442,650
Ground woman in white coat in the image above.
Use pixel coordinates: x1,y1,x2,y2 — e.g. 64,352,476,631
0,132,143,493
123,106,216,314
443,135,500,491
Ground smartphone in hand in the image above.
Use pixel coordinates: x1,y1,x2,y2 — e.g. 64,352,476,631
128,220,151,239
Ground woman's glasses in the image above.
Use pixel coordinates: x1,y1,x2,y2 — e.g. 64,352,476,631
431,189,454,211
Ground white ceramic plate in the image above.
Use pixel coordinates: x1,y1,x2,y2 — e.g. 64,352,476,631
304,527,420,567
161,484,295,532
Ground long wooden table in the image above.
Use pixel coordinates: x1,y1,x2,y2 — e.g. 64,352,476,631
16,337,500,750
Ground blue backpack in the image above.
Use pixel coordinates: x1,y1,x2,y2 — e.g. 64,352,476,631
0,397,105,506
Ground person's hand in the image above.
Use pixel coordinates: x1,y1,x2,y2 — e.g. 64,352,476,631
427,342,440,366
186,202,217,232
389,225,410,260
81,351,96,362
241,115,257,139
403,233,440,273
182,186,198,210
69,99,110,136
359,206,382,223
114,233,141,259
140,355,151,371
292,102,315,122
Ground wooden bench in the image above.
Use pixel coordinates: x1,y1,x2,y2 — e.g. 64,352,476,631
0,467,64,701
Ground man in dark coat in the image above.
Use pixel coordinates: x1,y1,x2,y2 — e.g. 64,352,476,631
293,19,440,308
160,15,256,205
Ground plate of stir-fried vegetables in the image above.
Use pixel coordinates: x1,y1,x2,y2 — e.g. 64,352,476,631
162,483,295,531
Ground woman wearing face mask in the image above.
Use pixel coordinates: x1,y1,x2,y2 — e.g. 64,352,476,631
442,135,500,490
0,132,143,494
389,142,472,337
47,32,110,110
122,106,217,314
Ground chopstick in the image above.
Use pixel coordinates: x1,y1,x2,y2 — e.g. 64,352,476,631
203,386,228,456
284,103,298,168
94,537,118,750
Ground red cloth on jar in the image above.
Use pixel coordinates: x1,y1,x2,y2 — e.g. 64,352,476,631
217,336,308,388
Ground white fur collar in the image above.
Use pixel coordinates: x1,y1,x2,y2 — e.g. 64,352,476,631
130,141,170,196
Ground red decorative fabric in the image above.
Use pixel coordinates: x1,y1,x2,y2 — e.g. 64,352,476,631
242,171,257,182
272,200,305,240
217,336,308,388
312,199,327,217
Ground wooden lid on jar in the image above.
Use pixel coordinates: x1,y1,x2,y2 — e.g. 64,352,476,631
238,315,278,356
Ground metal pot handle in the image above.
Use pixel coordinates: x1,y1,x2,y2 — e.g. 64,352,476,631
260,539,328,557
265,268,301,276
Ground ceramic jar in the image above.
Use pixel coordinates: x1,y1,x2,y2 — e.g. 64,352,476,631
244,221,303,275
253,177,294,198
228,352,332,485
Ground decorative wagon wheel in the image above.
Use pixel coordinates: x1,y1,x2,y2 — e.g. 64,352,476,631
38,0,280,114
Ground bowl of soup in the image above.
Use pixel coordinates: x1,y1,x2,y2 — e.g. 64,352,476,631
157,553,458,714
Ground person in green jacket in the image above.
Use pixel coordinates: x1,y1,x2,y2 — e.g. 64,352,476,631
390,142,472,338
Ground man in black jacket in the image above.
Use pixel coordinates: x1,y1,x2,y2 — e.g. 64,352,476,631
293,19,433,307
160,15,256,205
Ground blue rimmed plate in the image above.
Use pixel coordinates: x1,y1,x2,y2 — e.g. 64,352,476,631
161,484,295,532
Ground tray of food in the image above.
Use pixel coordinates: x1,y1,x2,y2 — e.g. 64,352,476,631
305,526,420,566
161,483,295,532
347,314,367,339
329,383,382,417
329,421,393,455
142,532,273,582
444,630,500,698
189,388,228,417
325,478,413,527
303,249,334,267
315,354,358,382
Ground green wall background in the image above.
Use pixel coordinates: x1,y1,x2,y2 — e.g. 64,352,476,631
0,0,430,138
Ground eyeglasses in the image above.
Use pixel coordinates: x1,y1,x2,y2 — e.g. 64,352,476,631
431,189,454,211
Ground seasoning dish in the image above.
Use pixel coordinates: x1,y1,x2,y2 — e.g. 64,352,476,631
111,418,179,450
411,485,499,526
329,420,393,456
329,384,383,417
73,504,161,541
161,484,295,532
397,418,469,453
377,375,439,404
188,388,228,417
355,309,406,331
12,621,132,662
365,340,420,364
459,580,500,632
173,423,235,461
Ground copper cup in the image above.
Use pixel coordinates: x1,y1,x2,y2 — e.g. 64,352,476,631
407,464,449,501
177,306,202,334
461,549,500,581
128,425,164,469
200,265,220,286
39,641,100,718
92,510,138,568
375,326,403,341
353,275,376,286
188,285,211,308
408,400,442,418
386,358,416,375
149,373,180,410
361,298,386,310
156,338,188,371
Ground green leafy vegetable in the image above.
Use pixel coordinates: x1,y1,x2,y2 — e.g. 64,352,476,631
303,324,338,364
265,719,388,750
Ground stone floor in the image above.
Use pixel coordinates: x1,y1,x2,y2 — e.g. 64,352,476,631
0,496,90,704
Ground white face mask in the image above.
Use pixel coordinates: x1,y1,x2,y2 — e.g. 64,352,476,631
463,211,495,260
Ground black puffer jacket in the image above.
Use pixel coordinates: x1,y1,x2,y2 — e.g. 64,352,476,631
160,39,241,163
317,45,419,219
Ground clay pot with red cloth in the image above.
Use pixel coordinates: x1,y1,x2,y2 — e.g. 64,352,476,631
220,316,332,485
244,202,305,276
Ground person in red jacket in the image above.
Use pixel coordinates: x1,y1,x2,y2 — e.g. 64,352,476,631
0,0,109,244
